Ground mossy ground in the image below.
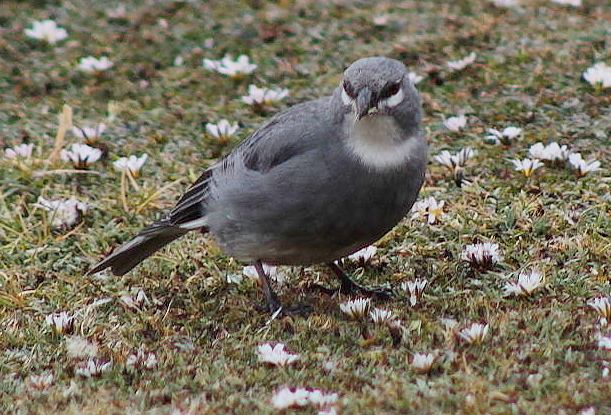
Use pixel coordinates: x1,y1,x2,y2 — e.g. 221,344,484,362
1,0,610,414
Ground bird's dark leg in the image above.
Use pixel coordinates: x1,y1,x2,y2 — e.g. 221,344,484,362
254,260,282,313
327,262,394,300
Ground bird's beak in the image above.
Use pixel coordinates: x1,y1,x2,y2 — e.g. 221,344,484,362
355,87,374,121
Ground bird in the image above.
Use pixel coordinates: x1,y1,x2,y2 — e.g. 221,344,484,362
87,56,428,314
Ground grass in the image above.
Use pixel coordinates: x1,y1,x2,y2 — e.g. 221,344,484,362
1,0,611,413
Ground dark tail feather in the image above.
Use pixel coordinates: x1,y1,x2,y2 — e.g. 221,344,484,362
87,222,189,276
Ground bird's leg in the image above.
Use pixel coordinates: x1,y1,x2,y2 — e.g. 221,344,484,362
327,262,394,300
254,260,283,314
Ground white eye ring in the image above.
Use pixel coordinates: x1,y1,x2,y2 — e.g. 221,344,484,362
379,88,404,108
341,87,354,106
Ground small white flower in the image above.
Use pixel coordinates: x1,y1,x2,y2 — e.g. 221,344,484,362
583,62,611,88
34,196,89,229
369,308,394,325
26,372,55,390
60,143,102,168
72,123,106,141
408,72,425,85
271,387,337,409
443,115,468,132
5,143,34,159
596,334,611,350
257,343,299,366
487,0,520,6
433,147,475,170
24,20,68,44
205,119,239,139
348,245,377,263
271,387,311,409
458,323,489,344
126,349,158,369
113,154,148,176
484,126,522,144
510,158,544,177
77,56,114,72
119,289,149,309
45,311,74,334
568,153,601,176
241,85,289,105
66,336,99,359
411,196,445,225
447,52,477,71
503,270,544,296
75,358,112,377
551,0,581,5
588,297,611,320
579,407,595,415
461,242,503,267
203,54,257,77
528,142,570,161
372,14,391,26
400,279,428,306
339,298,371,319
411,353,436,373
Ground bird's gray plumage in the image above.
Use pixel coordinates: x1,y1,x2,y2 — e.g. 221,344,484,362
88,57,427,311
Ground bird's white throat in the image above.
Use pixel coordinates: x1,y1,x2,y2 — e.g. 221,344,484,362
344,115,420,169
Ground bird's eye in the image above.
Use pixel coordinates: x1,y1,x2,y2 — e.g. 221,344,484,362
343,80,357,99
380,81,401,99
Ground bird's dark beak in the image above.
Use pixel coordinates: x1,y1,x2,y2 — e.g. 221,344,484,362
355,87,374,120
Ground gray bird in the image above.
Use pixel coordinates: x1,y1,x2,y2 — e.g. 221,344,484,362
88,56,427,313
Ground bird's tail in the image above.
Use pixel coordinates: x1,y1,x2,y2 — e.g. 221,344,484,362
87,220,189,276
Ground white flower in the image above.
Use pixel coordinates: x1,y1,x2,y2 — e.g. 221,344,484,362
528,142,570,161
504,270,544,296
60,143,102,168
5,143,34,159
339,298,371,319
119,289,149,309
588,297,611,320
369,308,394,325
510,158,544,177
458,323,489,344
461,242,503,267
203,54,257,77
487,0,520,6
66,336,99,359
411,196,445,225
400,279,428,306
551,0,582,6
596,334,611,350
75,358,112,377
484,126,522,144
206,119,239,139
26,373,55,390
447,52,477,71
411,353,435,373
348,245,377,263
241,85,289,105
72,123,106,141
579,408,595,415
568,153,601,176
408,72,425,85
45,311,74,334
443,115,468,132
433,147,475,170
583,62,611,88
113,154,148,176
271,387,338,410
126,349,158,369
24,20,68,44
34,196,89,229
77,56,114,72
257,343,299,366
